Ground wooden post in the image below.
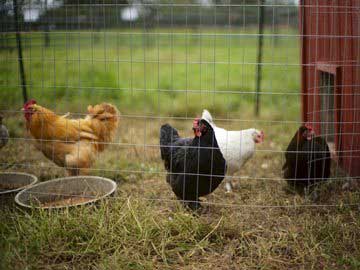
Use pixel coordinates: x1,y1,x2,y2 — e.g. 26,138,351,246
255,0,265,116
13,0,28,103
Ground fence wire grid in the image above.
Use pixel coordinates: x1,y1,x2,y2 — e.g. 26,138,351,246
0,0,359,210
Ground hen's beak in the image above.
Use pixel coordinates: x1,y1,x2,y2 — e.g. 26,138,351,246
306,129,315,140
21,104,36,112
255,131,264,144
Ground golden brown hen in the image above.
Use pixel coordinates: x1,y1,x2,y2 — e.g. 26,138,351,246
23,100,119,175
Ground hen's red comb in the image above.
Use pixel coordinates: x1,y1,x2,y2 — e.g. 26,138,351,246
23,99,37,108
304,122,313,130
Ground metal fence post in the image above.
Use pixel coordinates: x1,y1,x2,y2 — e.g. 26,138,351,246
255,0,265,116
13,0,28,103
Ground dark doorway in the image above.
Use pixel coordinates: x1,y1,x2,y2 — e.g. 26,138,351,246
320,72,335,144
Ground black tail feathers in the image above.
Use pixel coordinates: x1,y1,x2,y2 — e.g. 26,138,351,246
160,124,180,163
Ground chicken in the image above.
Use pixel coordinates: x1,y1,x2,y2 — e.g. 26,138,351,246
0,114,9,149
160,118,226,210
282,124,331,193
22,99,119,175
201,110,264,192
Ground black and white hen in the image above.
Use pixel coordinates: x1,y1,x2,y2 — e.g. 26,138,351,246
160,118,226,210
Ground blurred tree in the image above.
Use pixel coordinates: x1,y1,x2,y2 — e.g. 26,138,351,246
37,0,129,30
63,0,128,4
64,0,128,5
0,0,14,50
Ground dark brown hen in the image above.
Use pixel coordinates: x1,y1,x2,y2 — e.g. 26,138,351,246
283,124,331,193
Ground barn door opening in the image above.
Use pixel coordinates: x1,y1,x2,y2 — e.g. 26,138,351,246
319,71,335,145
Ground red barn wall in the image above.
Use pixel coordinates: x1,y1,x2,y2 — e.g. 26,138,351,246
300,0,360,177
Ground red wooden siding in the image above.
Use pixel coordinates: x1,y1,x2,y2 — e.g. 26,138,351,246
300,0,360,177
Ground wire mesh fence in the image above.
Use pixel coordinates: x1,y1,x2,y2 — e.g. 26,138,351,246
0,0,359,210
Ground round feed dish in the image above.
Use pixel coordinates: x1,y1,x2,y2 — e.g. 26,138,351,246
0,172,38,195
15,176,117,209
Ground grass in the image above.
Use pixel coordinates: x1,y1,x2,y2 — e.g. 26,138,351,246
0,28,300,117
0,28,360,269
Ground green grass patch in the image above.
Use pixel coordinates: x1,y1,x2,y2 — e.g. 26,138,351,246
0,28,300,117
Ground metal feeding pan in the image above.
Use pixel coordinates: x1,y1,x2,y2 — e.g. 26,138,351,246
0,172,38,195
15,176,117,209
